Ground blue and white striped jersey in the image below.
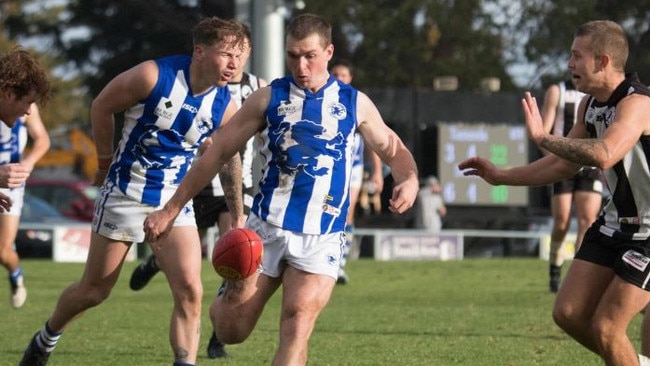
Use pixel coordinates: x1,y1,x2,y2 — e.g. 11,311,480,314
584,76,650,240
107,55,231,206
252,75,358,235
0,118,26,165
352,132,364,168
198,72,261,197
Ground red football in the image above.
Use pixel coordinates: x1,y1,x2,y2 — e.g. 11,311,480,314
212,228,263,280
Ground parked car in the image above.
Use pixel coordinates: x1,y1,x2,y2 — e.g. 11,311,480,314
26,178,98,222
16,192,83,258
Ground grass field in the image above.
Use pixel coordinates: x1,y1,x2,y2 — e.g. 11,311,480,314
1,258,632,365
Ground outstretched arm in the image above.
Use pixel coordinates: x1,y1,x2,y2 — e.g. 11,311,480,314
458,154,579,187
91,60,159,186
356,92,418,214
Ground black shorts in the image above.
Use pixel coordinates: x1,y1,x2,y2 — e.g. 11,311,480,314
192,188,253,230
552,168,603,195
575,224,650,290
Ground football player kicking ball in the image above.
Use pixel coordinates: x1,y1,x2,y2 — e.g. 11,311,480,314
143,13,419,365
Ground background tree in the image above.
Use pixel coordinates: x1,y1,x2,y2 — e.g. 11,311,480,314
3,0,206,100
302,0,517,91
517,0,650,88
1,0,88,130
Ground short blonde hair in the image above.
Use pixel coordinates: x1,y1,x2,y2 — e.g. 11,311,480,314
575,20,628,72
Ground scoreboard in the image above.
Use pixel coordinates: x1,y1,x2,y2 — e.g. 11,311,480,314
438,122,529,206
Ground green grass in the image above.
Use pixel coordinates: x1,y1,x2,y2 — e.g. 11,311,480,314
1,258,632,365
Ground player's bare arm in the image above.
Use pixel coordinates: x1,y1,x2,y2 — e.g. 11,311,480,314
535,94,650,169
91,61,159,184
219,152,245,227
459,151,580,187
541,84,561,134
356,92,418,213
21,104,50,170
215,98,245,224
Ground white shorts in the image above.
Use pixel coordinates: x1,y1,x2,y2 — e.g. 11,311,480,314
0,187,24,216
350,164,364,190
92,181,196,243
246,214,344,280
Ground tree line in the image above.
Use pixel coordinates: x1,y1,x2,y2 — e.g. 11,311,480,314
2,0,650,129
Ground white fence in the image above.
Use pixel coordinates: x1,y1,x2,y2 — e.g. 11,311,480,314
353,228,576,261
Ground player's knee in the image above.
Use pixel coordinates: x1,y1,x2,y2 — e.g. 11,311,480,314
213,319,253,344
551,302,575,331
179,280,203,302
0,243,14,264
552,223,570,236
210,300,256,344
590,318,617,351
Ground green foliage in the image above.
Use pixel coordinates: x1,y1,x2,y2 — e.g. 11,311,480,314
3,258,633,365
518,0,650,87
1,1,89,129
303,0,517,91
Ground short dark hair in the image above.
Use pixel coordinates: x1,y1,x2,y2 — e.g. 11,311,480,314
286,13,332,48
0,47,50,104
329,59,353,75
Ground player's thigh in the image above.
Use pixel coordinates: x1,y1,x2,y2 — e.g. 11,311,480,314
281,266,336,319
573,190,602,221
0,213,19,248
81,232,132,289
595,275,650,330
555,258,614,319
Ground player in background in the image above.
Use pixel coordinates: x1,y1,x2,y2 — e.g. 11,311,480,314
459,20,650,365
142,13,419,365
128,24,266,360
1,103,50,309
540,79,603,293
18,17,248,366
0,49,48,194
329,59,383,284
0,49,50,311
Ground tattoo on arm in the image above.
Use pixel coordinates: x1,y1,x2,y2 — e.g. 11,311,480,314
540,136,607,167
220,153,244,216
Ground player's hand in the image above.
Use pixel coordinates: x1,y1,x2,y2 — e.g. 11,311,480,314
457,157,501,185
521,91,546,145
388,175,418,214
230,213,247,229
0,163,30,188
0,192,12,213
143,209,175,243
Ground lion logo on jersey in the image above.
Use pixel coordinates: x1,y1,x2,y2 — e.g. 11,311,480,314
271,120,345,177
132,129,193,169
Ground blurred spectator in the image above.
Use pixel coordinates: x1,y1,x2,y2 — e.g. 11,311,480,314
414,176,446,232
